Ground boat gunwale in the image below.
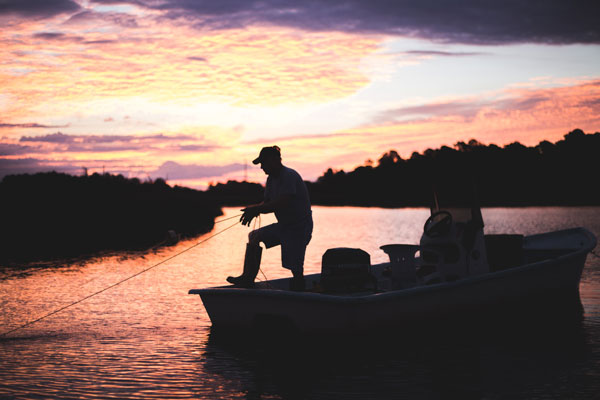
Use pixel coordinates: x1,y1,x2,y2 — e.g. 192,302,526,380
189,227,597,304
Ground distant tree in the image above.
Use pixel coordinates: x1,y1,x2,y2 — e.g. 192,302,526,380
377,150,402,167
307,129,600,208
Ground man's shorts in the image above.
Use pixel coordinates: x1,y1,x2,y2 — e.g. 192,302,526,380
252,218,313,272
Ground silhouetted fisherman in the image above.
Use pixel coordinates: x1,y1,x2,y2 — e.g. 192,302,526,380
227,146,313,291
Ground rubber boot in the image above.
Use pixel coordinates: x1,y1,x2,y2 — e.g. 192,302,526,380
227,243,262,288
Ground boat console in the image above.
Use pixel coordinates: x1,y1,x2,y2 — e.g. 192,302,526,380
415,207,489,285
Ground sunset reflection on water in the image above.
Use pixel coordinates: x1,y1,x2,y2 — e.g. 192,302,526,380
1,206,599,399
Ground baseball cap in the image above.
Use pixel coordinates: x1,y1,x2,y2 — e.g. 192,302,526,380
252,146,281,164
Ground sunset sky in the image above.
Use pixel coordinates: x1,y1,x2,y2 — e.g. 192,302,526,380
1,0,599,188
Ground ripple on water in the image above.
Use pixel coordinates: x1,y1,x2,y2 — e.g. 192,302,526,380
1,206,599,399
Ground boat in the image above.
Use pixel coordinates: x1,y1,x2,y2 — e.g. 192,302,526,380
189,206,596,334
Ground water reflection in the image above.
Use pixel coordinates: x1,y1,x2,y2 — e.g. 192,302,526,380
1,206,599,399
200,297,592,400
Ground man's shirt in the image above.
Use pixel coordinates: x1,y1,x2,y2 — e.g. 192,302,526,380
264,165,312,226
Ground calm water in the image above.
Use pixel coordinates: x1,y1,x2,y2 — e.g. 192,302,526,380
1,206,599,399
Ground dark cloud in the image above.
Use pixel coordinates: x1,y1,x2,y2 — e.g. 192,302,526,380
187,56,208,62
91,0,600,45
64,144,141,152
375,101,485,123
0,0,80,18
0,157,241,182
14,132,216,154
65,10,139,28
137,133,198,142
171,144,217,152
84,39,118,45
33,32,85,42
3,0,598,44
0,143,36,156
20,132,74,143
90,0,148,6
578,98,600,108
19,132,197,144
34,32,65,39
496,96,550,112
0,158,80,179
404,50,486,57
7,134,137,154
149,160,244,180
0,122,70,129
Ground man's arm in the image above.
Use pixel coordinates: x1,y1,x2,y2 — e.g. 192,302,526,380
240,195,292,226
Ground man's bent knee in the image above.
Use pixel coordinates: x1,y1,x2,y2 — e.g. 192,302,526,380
248,230,261,245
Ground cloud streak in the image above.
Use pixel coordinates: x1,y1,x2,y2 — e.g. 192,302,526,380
0,0,80,18
19,132,198,144
6,1,597,44
88,0,600,45
0,122,70,129
403,50,486,57
149,161,244,180
0,157,81,178
372,94,551,124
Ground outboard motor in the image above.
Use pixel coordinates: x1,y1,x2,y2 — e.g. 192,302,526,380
416,207,489,285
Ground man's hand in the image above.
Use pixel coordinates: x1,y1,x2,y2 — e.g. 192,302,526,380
240,206,260,226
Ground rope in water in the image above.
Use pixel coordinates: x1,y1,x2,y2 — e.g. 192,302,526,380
1,219,241,338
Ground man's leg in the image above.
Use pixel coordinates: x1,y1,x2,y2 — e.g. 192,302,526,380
282,220,312,291
226,224,279,287
282,242,308,291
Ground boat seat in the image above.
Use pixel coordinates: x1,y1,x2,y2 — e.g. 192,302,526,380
380,244,419,288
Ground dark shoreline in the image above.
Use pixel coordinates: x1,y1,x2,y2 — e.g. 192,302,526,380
0,172,222,267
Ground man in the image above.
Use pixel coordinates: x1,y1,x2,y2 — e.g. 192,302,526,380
227,145,313,291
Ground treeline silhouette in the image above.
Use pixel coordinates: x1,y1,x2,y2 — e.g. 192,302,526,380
210,129,600,207
0,172,221,265
307,128,600,207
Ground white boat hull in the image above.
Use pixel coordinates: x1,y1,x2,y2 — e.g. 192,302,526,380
190,228,596,334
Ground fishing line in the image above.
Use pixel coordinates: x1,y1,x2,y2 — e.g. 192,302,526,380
1,219,241,338
214,213,243,224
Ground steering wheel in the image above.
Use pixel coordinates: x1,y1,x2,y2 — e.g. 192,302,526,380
424,210,452,237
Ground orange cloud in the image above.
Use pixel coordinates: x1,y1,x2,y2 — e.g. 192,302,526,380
0,12,379,123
